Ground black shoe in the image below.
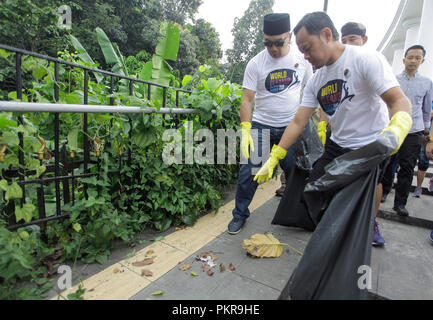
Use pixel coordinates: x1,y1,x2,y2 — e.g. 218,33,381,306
393,205,409,217
381,193,388,203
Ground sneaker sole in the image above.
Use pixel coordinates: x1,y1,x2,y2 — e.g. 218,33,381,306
372,242,385,247
227,229,242,235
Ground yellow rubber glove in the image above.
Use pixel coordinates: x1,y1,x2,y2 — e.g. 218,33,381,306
253,145,287,184
241,122,254,159
317,121,327,146
381,111,413,156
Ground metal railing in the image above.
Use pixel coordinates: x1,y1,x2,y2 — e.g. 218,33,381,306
0,44,204,234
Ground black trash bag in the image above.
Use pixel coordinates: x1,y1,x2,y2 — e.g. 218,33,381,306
294,119,324,172
271,166,315,231
271,119,323,230
279,131,398,300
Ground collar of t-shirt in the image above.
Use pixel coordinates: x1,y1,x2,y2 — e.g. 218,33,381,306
322,46,349,72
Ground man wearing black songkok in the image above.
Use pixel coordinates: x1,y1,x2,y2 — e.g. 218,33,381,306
228,13,313,234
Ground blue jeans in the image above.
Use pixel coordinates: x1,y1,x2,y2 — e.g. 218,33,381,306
232,121,295,220
418,144,430,171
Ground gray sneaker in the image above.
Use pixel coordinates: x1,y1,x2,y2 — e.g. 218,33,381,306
413,187,422,198
228,218,246,235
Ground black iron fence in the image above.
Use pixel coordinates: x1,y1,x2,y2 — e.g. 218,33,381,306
0,44,199,234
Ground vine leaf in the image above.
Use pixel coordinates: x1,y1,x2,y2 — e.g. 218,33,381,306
15,204,35,223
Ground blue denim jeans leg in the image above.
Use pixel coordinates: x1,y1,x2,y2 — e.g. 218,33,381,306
418,144,430,171
232,121,295,220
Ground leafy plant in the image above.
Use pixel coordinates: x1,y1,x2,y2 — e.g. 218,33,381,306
0,21,242,300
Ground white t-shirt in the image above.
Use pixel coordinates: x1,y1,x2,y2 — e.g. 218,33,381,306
243,48,313,127
302,45,399,150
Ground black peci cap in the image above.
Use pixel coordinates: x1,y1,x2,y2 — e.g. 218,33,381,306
341,22,367,37
264,13,291,36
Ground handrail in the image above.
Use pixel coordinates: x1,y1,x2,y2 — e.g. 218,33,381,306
0,101,215,115
0,44,190,93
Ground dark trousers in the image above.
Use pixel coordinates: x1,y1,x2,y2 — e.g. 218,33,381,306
309,138,390,184
308,138,352,183
382,132,423,207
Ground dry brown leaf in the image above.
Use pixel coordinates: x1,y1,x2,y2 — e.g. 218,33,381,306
179,263,191,271
132,258,154,267
229,263,236,271
219,264,226,273
202,264,211,272
113,268,120,274
141,269,153,277
145,250,154,256
241,233,284,258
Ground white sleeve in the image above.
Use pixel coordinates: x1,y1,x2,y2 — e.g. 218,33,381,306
302,62,313,86
361,51,399,96
300,77,318,109
242,60,258,92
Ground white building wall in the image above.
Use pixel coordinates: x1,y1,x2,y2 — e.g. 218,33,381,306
418,0,433,80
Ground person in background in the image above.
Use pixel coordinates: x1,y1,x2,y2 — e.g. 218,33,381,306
341,22,368,46
413,103,433,197
228,13,313,234
381,45,433,217
425,128,433,244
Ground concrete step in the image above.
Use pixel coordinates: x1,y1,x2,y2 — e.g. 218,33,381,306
380,185,433,228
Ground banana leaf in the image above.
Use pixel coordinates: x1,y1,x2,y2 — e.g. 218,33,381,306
69,35,103,83
95,27,128,77
155,22,180,61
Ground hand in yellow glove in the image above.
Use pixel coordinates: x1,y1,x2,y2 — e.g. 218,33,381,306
381,111,413,155
241,122,254,159
253,145,287,184
317,121,327,146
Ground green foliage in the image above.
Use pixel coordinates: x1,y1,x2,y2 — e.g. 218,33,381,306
225,0,275,83
0,0,69,55
67,283,86,300
0,0,225,86
0,226,54,300
125,50,151,76
140,21,181,100
0,48,242,300
188,19,223,66
159,0,203,25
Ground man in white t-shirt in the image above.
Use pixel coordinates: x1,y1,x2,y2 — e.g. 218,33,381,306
254,12,412,215
338,21,388,247
228,13,313,235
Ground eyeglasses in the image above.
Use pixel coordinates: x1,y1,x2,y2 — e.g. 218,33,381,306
264,37,287,48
